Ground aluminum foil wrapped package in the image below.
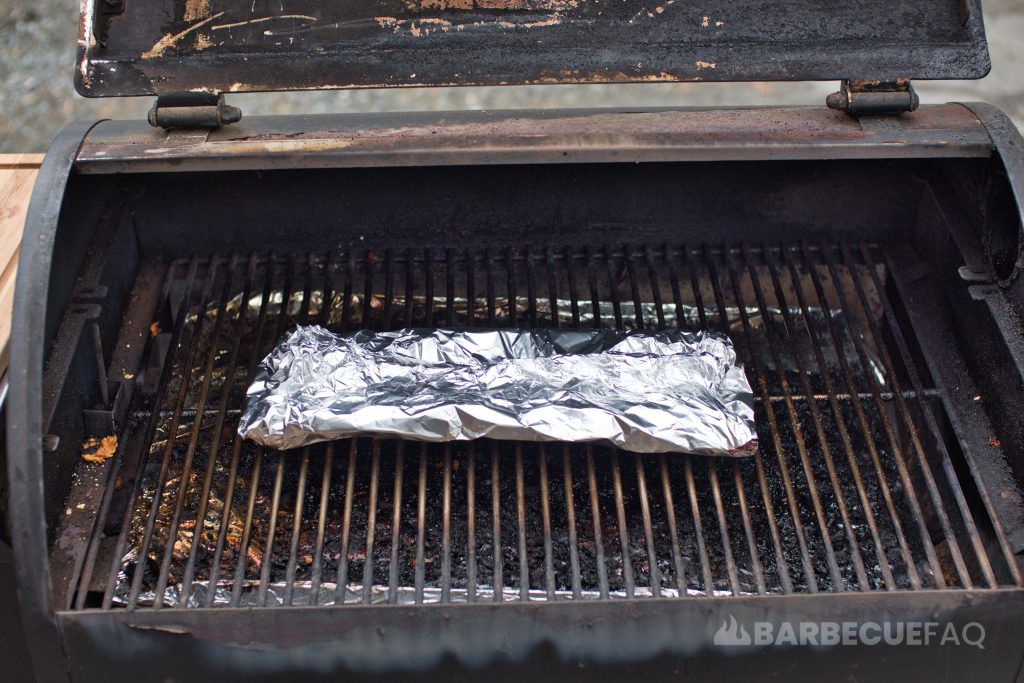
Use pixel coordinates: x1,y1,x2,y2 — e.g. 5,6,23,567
239,326,757,455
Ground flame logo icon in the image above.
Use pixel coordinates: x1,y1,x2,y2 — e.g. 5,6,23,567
714,614,752,646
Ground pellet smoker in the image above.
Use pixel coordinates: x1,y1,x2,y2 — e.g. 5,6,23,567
6,0,1024,680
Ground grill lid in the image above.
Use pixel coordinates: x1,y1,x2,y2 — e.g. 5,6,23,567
76,0,990,97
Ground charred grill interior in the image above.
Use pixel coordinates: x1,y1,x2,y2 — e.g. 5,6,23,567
61,238,1022,611
5,109,1024,683
15,139,1024,679
9,0,1024,677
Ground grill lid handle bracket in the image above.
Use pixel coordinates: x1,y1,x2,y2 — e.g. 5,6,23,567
147,93,242,130
826,79,920,115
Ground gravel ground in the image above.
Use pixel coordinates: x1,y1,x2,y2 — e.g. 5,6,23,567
2,0,1023,152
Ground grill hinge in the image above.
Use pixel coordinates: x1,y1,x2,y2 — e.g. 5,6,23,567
826,80,920,115
147,93,242,130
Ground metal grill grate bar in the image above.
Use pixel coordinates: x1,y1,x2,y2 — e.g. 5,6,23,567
852,243,1004,588
74,243,1022,610
771,246,896,590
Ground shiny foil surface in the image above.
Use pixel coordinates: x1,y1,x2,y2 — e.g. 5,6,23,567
238,326,756,455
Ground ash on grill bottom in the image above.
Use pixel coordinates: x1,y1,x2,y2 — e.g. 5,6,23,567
79,243,1022,612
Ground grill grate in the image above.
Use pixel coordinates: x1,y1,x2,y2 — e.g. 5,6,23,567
71,243,1022,609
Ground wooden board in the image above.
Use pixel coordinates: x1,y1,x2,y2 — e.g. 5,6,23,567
0,154,43,376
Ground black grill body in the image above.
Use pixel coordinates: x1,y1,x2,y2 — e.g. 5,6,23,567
8,104,1024,681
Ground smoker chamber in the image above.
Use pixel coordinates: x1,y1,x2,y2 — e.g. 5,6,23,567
8,0,1024,680
79,243,1020,609
10,108,1024,680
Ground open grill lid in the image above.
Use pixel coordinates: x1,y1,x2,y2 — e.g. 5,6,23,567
77,0,990,97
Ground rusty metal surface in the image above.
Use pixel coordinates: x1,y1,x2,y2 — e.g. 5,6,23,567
75,0,991,97
958,103,1024,283
7,120,102,683
74,105,995,173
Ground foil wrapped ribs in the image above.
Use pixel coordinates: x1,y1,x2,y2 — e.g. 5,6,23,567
239,326,756,456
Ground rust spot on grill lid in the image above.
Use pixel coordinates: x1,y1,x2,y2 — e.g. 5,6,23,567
141,12,224,59
183,0,211,22
410,0,577,9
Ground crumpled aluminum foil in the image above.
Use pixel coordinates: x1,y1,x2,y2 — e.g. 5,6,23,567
239,326,756,455
114,581,739,608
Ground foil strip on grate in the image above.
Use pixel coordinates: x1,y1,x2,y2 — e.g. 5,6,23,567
114,581,743,608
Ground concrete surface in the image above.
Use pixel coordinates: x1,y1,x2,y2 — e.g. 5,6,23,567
1,1,1022,152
